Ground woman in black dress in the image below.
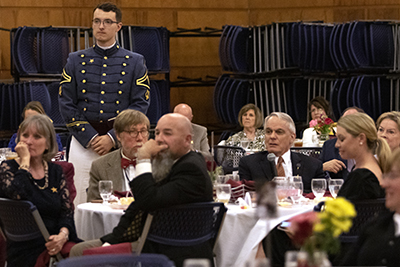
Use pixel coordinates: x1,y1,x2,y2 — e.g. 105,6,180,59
0,114,79,267
335,112,391,200
341,148,400,266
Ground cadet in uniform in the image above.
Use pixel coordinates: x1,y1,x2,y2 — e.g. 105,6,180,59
59,2,150,206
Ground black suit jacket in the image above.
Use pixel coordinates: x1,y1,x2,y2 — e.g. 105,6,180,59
239,151,325,193
320,138,349,180
101,151,213,267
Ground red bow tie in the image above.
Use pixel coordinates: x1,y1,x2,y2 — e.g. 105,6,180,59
121,158,136,169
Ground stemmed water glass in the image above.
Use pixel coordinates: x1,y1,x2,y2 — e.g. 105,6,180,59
241,138,250,151
329,179,344,198
311,179,327,200
215,184,231,205
289,181,304,205
99,180,113,204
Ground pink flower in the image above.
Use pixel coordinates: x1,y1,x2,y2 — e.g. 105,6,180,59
309,119,318,128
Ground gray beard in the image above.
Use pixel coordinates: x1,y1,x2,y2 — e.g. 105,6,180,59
152,151,175,183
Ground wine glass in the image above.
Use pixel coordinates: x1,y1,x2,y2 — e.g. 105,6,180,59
99,180,113,204
329,179,344,198
289,181,304,205
241,138,250,151
273,177,290,203
215,184,231,205
311,179,327,200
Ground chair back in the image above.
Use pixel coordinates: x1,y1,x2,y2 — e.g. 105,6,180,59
57,253,174,267
339,198,387,243
0,197,49,242
0,198,63,261
213,145,247,174
137,202,227,253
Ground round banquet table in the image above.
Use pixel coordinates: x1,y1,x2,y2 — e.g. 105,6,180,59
75,203,125,241
214,203,314,267
75,202,314,266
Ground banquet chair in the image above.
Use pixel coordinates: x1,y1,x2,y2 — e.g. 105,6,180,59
54,161,77,208
57,253,174,267
339,198,387,243
213,145,247,174
0,198,63,265
83,202,227,264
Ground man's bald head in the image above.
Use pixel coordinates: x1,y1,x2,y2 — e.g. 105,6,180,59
173,103,193,122
155,113,193,159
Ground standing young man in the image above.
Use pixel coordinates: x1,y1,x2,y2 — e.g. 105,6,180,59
59,2,150,206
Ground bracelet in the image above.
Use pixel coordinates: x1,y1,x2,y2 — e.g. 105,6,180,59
18,164,30,171
60,229,69,240
137,159,151,164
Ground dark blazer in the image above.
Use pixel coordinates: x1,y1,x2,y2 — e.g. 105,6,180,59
320,138,349,180
239,151,325,193
101,151,213,267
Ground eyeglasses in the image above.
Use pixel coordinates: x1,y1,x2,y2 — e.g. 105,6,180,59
92,19,119,27
123,129,149,138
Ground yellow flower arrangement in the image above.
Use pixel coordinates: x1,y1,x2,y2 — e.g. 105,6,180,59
290,197,357,264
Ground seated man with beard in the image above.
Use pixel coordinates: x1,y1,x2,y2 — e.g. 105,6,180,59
69,113,214,266
87,109,150,202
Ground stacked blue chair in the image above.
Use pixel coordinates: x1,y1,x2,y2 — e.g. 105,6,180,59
119,26,170,72
11,26,70,77
47,81,65,127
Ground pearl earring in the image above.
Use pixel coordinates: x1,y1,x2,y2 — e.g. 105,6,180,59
360,142,363,145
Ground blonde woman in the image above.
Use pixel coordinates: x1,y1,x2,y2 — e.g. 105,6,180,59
335,113,391,200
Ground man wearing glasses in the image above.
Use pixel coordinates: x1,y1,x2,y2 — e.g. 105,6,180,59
59,2,150,206
87,109,150,202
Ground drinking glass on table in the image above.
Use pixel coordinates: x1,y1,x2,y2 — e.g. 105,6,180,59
241,138,250,150
311,179,327,200
289,181,304,205
273,177,290,203
215,184,231,205
99,180,113,204
329,179,344,198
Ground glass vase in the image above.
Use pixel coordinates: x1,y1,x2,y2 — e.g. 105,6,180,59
318,134,329,147
285,251,331,267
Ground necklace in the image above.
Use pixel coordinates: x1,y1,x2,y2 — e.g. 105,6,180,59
30,160,49,190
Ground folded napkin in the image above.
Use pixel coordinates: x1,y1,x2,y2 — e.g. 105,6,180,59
113,190,133,199
304,190,332,200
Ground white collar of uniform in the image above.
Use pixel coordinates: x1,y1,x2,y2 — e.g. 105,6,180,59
97,41,116,50
275,149,291,165
393,213,400,237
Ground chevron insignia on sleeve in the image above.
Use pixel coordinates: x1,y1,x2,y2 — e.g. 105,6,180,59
60,69,72,85
136,72,150,89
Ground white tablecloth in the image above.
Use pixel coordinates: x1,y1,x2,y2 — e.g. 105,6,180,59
214,203,314,267
76,203,124,240
76,202,313,266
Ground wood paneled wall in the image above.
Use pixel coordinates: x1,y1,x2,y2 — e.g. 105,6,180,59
1,0,400,138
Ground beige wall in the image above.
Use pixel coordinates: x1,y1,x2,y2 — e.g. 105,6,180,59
1,0,399,138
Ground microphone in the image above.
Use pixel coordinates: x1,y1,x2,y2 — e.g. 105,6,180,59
267,153,278,178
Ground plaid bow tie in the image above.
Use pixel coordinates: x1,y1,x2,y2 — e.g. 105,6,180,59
121,158,136,169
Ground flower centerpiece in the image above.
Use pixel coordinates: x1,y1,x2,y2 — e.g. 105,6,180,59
309,115,336,145
288,197,357,266
309,115,335,135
